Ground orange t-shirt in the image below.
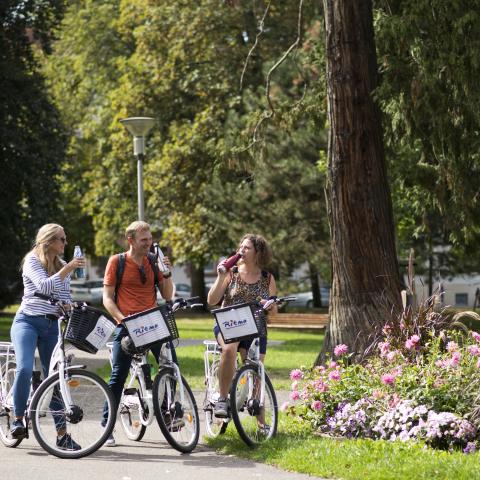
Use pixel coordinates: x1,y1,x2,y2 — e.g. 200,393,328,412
104,253,162,316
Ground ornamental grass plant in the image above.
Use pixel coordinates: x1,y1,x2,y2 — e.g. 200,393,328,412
286,300,480,453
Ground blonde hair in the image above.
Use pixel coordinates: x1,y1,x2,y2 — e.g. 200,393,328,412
125,220,151,240
23,223,65,276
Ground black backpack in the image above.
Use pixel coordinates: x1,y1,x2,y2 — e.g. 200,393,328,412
114,252,160,301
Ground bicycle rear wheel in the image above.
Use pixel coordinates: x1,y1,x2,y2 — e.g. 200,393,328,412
30,369,116,459
153,367,199,453
229,364,278,447
0,363,22,448
203,359,228,437
119,376,147,441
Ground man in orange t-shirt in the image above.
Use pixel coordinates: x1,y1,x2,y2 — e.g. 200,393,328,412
101,220,173,446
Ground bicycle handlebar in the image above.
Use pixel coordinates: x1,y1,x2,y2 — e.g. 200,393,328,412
260,295,297,311
171,296,204,313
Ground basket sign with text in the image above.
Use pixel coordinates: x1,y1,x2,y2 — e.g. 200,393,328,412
124,308,170,348
84,315,116,350
214,304,259,342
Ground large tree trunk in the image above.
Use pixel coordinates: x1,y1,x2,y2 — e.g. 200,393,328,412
317,0,401,364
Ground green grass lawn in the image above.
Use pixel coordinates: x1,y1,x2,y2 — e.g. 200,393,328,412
207,416,480,480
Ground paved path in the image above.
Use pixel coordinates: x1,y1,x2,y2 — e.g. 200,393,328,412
5,341,321,480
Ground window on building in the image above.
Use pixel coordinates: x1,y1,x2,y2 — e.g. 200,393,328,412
455,293,468,306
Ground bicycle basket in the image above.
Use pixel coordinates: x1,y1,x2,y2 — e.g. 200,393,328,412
213,302,267,344
65,305,116,354
123,305,177,350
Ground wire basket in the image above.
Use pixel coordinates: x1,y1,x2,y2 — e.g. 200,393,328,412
213,302,267,344
65,305,116,354
123,304,178,350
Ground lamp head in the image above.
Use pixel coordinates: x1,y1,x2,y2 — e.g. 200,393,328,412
120,117,155,155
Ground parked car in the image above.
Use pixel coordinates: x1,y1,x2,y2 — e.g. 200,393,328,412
70,279,104,305
289,287,331,308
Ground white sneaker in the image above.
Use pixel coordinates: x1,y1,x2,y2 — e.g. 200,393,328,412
105,433,116,447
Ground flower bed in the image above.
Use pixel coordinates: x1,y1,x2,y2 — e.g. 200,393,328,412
284,305,480,453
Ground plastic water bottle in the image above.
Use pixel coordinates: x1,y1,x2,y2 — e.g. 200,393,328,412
73,245,85,279
218,253,242,274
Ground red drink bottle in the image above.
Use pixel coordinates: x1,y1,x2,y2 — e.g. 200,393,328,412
218,253,242,274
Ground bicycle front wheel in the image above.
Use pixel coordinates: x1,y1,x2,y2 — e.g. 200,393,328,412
0,363,22,448
30,369,116,459
119,376,147,441
229,364,278,447
153,367,199,453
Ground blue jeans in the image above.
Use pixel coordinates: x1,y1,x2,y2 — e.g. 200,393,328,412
10,312,59,417
102,324,178,425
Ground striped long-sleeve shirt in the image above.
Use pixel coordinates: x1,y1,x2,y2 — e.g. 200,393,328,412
18,253,72,317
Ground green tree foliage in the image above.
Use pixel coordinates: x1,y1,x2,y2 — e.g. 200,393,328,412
0,0,66,307
374,1,480,276
44,0,330,286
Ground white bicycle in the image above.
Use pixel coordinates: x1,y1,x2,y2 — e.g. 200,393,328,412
203,296,295,446
108,297,202,453
0,292,116,458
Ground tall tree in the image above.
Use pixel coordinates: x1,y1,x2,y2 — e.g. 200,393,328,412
319,1,401,361
0,0,66,307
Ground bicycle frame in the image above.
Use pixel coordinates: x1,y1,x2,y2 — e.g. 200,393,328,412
107,340,185,427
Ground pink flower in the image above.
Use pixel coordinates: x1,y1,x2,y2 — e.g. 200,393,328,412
405,334,421,350
378,341,390,357
471,331,480,342
280,401,290,412
405,339,415,350
334,344,348,357
328,361,338,369
476,358,480,369
468,345,480,356
372,390,384,400
450,351,461,367
381,374,395,385
311,400,323,411
447,341,458,352
291,381,298,391
386,350,398,362
314,379,329,392
328,370,341,381
382,324,392,335
290,390,300,401
410,334,420,344
290,369,303,380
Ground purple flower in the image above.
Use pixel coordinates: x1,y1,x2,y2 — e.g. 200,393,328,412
463,442,476,454
334,344,349,357
290,369,303,380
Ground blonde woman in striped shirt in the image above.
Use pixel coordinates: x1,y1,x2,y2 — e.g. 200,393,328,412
9,224,85,450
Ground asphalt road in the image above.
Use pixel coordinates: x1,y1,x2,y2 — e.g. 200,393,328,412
3,344,319,480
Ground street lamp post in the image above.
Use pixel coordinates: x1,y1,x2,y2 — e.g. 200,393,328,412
120,116,155,221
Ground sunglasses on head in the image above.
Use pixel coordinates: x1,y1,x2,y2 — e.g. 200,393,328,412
138,265,147,284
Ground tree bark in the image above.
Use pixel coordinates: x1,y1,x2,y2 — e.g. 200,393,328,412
189,262,208,310
317,0,401,364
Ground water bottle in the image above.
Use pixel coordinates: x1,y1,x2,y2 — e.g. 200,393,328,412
218,253,242,274
73,245,85,279
153,243,172,278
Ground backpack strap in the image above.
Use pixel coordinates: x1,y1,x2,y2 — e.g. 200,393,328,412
114,253,126,302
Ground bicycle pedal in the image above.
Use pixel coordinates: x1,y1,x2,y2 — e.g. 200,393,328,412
123,388,138,395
